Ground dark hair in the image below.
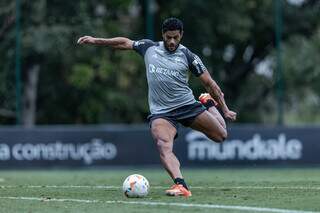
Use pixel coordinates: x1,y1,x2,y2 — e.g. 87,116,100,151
162,17,183,33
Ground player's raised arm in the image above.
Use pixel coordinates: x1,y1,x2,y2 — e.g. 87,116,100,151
199,71,237,121
77,36,134,50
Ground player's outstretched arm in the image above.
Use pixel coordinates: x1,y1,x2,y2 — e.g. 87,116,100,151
77,36,133,50
199,71,237,121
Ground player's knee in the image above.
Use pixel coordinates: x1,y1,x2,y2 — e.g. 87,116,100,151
155,138,172,155
217,129,227,142
208,129,227,143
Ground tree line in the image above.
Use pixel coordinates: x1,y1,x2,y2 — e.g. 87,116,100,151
0,0,319,126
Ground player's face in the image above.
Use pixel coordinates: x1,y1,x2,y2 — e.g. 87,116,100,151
162,30,183,52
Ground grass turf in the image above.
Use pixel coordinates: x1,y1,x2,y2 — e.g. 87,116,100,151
0,168,319,213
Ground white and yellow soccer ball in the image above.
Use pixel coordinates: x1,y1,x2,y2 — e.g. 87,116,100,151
122,174,149,198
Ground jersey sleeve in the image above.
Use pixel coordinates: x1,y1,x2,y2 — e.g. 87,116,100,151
181,48,207,77
132,39,157,56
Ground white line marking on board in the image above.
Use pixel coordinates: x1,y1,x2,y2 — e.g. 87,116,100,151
0,196,318,213
1,185,320,190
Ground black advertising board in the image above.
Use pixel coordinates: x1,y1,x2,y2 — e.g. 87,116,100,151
177,126,320,166
0,125,319,168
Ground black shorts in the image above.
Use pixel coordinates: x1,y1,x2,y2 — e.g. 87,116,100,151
147,102,206,135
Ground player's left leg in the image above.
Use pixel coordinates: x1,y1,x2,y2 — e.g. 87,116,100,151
150,118,181,179
150,118,192,197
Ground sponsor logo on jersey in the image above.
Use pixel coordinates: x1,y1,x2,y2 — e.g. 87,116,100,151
148,64,180,77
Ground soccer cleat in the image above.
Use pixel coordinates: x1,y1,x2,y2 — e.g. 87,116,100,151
165,184,192,197
199,93,218,107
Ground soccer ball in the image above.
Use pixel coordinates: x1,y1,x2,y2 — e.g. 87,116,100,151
122,174,149,198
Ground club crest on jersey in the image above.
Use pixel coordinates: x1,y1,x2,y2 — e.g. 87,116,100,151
175,57,183,63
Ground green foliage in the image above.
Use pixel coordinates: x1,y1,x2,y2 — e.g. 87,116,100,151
281,27,320,124
0,0,319,124
157,0,320,124
69,64,94,89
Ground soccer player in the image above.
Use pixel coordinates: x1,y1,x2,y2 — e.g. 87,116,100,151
77,17,237,197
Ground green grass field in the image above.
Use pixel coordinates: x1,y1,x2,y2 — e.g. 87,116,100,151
0,168,319,213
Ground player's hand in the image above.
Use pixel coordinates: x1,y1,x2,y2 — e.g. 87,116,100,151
77,36,96,44
224,110,237,121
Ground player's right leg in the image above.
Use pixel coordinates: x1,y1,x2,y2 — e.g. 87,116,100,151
199,93,226,129
183,93,227,142
150,118,192,197
207,104,226,129
190,110,227,142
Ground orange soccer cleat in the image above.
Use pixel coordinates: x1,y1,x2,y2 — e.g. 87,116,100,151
165,184,192,197
198,93,218,107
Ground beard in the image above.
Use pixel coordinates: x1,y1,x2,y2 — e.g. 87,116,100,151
164,42,179,53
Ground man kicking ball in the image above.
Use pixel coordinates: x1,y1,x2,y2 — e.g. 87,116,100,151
77,17,237,197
